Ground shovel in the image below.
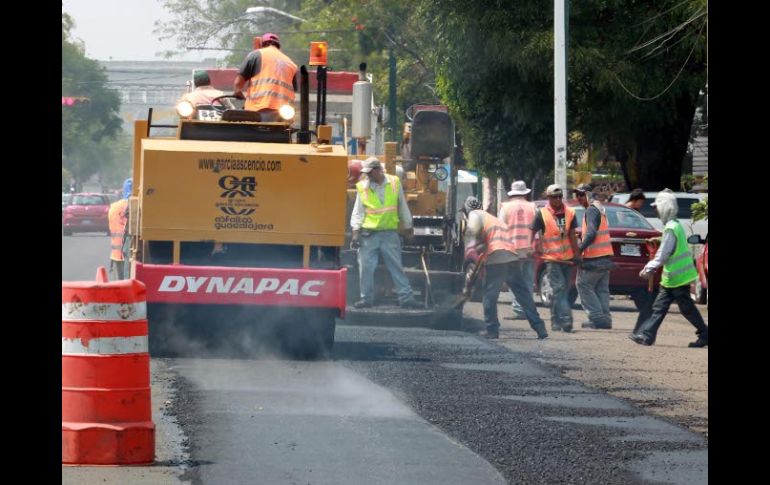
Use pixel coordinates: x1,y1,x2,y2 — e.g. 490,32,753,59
444,253,488,311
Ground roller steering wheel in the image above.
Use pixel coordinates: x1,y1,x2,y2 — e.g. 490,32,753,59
210,94,240,114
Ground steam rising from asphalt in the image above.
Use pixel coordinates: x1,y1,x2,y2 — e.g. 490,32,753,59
154,304,416,416
177,358,414,419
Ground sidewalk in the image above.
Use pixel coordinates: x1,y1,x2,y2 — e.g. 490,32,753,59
463,296,708,438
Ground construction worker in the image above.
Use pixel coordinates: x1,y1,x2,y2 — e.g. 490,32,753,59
499,180,537,320
531,184,581,332
624,187,657,334
630,189,708,347
234,33,298,121
463,196,548,339
350,157,421,309
182,70,227,106
625,188,647,210
574,184,615,329
108,178,132,280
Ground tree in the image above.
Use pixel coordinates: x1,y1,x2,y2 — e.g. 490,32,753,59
155,0,305,66
157,0,439,140
568,0,707,190
62,12,123,189
424,0,707,188
156,1,707,190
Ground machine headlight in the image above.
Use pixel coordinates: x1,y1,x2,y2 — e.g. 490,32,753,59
176,101,195,118
278,104,295,121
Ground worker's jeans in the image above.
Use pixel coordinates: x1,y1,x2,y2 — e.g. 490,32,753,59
109,259,126,281
510,258,535,316
546,262,574,329
637,284,708,341
577,267,612,327
358,230,414,304
483,260,546,335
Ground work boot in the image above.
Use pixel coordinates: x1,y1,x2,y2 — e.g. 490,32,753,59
688,337,708,348
353,299,372,309
628,333,653,346
400,298,422,309
534,326,548,340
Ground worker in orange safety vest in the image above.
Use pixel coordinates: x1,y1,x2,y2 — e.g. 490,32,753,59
234,33,298,121
499,180,538,321
108,178,131,280
463,196,548,340
574,184,615,330
530,184,581,333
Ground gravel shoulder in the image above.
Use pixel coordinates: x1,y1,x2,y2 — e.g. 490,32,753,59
464,296,708,438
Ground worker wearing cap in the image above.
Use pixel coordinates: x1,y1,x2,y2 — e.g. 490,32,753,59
530,184,581,332
499,180,537,321
108,178,132,280
234,33,298,121
350,157,420,309
182,70,227,106
630,189,708,348
574,184,615,329
463,196,548,339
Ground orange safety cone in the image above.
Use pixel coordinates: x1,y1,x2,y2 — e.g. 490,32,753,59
62,266,155,465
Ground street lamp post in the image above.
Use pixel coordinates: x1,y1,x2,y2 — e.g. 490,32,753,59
554,0,568,191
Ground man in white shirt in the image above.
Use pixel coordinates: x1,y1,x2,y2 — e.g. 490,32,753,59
350,157,420,309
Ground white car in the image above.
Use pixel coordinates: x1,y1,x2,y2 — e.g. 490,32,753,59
610,191,707,239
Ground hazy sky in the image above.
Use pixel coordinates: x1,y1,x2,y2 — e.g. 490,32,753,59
63,0,225,61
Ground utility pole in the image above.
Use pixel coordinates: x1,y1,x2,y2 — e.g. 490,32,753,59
388,48,397,142
554,0,568,190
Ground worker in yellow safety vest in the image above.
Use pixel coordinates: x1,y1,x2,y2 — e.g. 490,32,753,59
108,178,131,280
234,33,298,121
574,184,615,330
530,184,581,333
630,189,708,347
349,157,421,309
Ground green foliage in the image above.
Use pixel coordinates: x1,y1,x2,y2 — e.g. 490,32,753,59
62,12,123,187
62,168,73,191
690,175,708,221
155,0,707,188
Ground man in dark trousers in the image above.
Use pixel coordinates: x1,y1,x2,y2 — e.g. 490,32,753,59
630,190,708,347
462,196,548,339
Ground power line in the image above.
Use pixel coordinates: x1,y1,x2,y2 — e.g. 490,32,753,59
612,20,705,102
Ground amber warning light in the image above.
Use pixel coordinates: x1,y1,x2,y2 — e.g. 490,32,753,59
309,41,328,66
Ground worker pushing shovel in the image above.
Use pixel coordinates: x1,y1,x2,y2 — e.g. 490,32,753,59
451,196,548,340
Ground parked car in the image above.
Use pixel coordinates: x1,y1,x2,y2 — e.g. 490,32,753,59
610,191,707,239
687,234,708,304
62,193,111,236
61,193,72,214
533,200,662,306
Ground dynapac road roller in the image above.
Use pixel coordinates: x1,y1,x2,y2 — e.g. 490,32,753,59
126,56,347,358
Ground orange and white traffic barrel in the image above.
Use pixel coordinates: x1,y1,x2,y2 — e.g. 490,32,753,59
62,267,155,465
